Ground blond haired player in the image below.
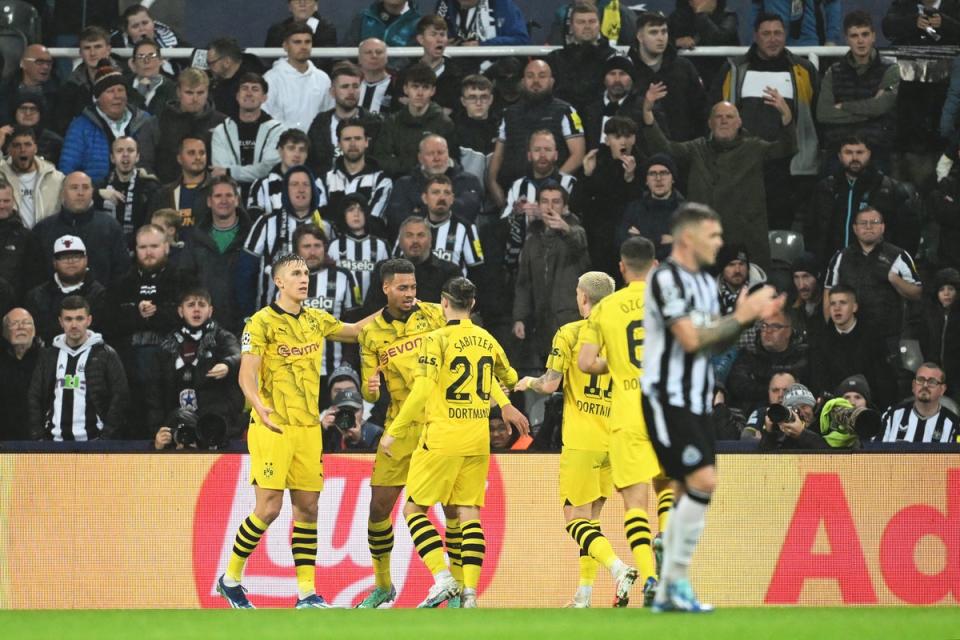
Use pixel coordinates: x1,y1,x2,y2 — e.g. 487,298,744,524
355,258,453,609
577,236,673,607
218,253,375,609
516,271,638,608
380,277,528,608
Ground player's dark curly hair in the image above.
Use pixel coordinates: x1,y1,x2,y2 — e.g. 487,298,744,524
442,277,476,310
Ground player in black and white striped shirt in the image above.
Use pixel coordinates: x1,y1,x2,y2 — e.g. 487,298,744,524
329,194,390,301
641,203,784,613
881,363,959,443
247,129,328,216
294,224,359,378
322,118,393,235
393,174,483,275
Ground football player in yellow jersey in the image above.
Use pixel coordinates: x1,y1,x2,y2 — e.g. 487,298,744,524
217,253,376,610
516,271,639,608
577,236,674,607
380,277,528,608
355,258,453,609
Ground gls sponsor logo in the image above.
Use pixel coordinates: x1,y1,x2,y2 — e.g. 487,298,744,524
193,455,506,608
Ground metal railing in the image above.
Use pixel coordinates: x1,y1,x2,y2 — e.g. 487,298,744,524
46,45,852,71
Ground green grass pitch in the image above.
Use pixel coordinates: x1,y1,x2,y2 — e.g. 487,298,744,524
2,608,959,640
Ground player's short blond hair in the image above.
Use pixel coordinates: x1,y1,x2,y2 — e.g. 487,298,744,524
577,271,615,304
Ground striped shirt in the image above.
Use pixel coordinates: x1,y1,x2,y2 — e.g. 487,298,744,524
881,400,959,443
243,210,337,307
642,259,721,416
394,215,483,275
49,335,104,441
303,266,359,377
247,167,329,216
323,161,393,222
360,76,394,114
329,233,390,300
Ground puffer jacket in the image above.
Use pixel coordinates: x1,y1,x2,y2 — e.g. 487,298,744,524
59,105,154,185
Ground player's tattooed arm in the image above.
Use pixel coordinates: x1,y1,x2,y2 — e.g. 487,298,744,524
516,370,562,394
670,314,742,354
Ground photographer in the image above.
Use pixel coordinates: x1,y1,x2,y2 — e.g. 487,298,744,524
759,383,830,450
150,288,243,449
321,389,383,453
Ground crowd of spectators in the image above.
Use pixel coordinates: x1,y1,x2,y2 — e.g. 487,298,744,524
1,0,960,450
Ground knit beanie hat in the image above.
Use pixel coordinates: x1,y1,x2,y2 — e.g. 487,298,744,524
93,61,126,98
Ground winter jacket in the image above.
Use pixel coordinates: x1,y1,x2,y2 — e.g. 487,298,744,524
572,145,645,276
145,322,243,435
0,215,44,297
496,96,583,189
149,172,215,229
184,209,254,334
53,64,96,135
210,55,267,119
581,92,646,151
617,190,686,261
385,164,484,238
25,273,108,344
107,265,187,348
59,105,154,185
811,165,920,263
452,111,499,154
809,319,898,410
349,1,422,47
642,120,797,269
211,116,285,185
138,100,226,184
126,75,179,119
546,40,619,113
33,207,129,286
668,0,739,85
817,50,900,152
6,156,65,227
307,107,383,178
629,44,708,142
883,0,960,45
929,167,960,271
0,337,41,440
712,44,819,176
263,59,333,132
921,298,960,398
95,168,163,245
759,422,830,450
28,331,128,440
513,213,590,360
727,332,810,413
371,102,456,178
435,0,530,45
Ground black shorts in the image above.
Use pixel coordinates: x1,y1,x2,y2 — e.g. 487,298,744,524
641,393,716,480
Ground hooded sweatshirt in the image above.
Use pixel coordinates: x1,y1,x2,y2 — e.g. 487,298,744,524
263,58,334,131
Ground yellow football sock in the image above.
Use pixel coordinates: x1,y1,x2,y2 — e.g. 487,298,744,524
226,513,268,583
292,520,318,598
566,518,618,570
445,517,463,585
460,520,485,590
406,512,448,575
624,508,656,583
578,549,599,587
368,518,394,590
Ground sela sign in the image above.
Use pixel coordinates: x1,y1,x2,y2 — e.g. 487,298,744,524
765,469,960,605
192,454,505,608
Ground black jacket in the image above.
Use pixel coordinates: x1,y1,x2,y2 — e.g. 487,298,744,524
25,273,108,344
883,0,960,45
140,100,227,184
95,168,163,247
546,40,618,113
617,190,686,262
809,320,898,410
581,92,646,151
306,107,382,178
629,44,708,142
929,168,960,271
452,111,499,154
0,216,44,299
107,265,187,346
32,207,130,287
920,297,960,397
211,55,267,118
184,210,254,334
145,322,244,437
727,332,811,412
0,337,41,440
362,254,460,314
149,172,215,230
28,333,128,439
385,165,485,239
265,13,338,48
668,0,739,85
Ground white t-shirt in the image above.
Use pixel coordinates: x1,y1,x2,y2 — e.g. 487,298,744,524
17,171,38,227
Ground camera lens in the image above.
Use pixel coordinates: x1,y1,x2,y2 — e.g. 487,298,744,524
174,425,198,447
766,403,791,425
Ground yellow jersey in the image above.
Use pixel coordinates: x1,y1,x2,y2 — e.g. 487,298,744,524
391,319,518,456
546,319,612,451
358,303,447,429
241,303,343,427
581,280,646,433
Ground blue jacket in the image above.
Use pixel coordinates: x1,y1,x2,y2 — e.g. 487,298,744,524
435,0,529,45
352,1,422,47
59,106,154,185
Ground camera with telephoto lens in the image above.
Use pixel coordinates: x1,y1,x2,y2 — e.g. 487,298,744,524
168,408,229,450
765,403,794,426
333,406,356,433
